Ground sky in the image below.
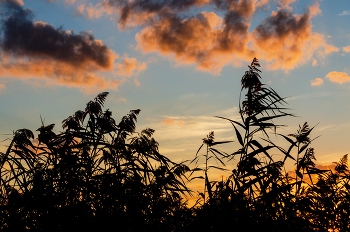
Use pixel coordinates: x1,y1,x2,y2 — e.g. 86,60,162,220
0,0,349,183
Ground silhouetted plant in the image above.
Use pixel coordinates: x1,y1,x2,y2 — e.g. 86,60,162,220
0,92,191,231
1,58,349,232
188,58,329,231
190,131,231,206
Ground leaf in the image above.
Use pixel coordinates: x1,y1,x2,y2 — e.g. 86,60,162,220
249,140,273,161
253,114,292,124
278,133,296,145
214,116,246,130
208,166,227,171
195,144,204,157
189,176,204,181
306,167,329,175
246,145,274,158
296,170,303,179
205,172,213,201
191,168,203,172
211,141,234,146
233,124,244,147
209,148,227,165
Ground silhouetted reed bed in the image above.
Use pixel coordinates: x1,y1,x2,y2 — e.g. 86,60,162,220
1,58,348,231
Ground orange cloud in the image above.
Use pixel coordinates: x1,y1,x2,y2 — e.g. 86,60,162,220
71,0,338,74
325,71,350,84
277,0,297,11
75,2,115,19
117,97,127,102
251,8,338,71
256,0,270,9
162,118,175,125
132,0,336,73
161,118,184,126
309,0,322,17
115,57,147,76
136,6,255,74
65,0,75,5
310,78,323,86
343,45,350,53
0,57,120,92
75,4,85,16
312,59,318,66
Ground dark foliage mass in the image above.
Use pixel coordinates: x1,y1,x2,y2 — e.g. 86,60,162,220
1,58,349,231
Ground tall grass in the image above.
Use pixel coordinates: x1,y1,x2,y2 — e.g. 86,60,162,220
1,58,349,231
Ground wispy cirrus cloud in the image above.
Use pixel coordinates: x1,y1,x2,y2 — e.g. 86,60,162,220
338,10,350,16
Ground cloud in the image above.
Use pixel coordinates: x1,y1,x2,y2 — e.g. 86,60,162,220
325,71,350,84
115,57,147,76
256,0,270,9
155,115,237,140
65,0,75,5
310,77,323,86
161,117,184,126
75,4,85,16
0,83,5,93
133,79,141,87
277,0,297,11
103,0,212,29
117,97,127,102
251,6,338,71
312,59,318,66
0,1,124,91
135,4,256,74
0,56,120,91
162,118,175,125
75,2,115,19
338,10,350,16
343,45,350,53
309,0,322,17
0,0,23,5
77,0,336,74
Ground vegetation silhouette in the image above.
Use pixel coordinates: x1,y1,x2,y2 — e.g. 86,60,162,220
1,58,349,231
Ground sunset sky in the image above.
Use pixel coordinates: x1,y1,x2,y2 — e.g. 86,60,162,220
0,0,349,177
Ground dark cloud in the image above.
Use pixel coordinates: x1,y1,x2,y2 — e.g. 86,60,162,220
250,5,338,70
103,0,247,28
0,0,23,5
0,0,127,92
254,10,310,42
0,1,114,70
